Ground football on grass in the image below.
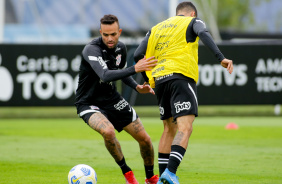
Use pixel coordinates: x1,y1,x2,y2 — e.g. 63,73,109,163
68,164,97,184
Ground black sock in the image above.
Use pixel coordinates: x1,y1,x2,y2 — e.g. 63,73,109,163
158,152,170,176
167,145,186,174
116,157,131,174
145,165,154,179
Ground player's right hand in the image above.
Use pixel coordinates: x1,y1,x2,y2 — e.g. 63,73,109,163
135,56,158,73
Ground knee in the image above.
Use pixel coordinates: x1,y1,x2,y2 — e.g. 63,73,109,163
139,134,152,146
179,123,193,135
187,124,193,134
102,128,116,141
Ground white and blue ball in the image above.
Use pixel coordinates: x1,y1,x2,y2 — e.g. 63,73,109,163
68,164,97,184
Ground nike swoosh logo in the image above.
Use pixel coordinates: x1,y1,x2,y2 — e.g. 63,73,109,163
71,176,83,183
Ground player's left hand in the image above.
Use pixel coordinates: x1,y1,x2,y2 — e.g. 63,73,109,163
136,82,155,95
221,58,233,74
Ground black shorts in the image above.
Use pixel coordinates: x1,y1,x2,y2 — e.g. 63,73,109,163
155,78,198,120
76,97,138,132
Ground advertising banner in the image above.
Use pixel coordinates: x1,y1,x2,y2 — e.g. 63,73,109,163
0,44,83,106
0,43,281,106
197,44,282,104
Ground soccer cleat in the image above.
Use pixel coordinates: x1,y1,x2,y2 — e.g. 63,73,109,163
157,180,163,184
156,178,163,184
124,171,139,184
145,175,159,184
159,168,179,184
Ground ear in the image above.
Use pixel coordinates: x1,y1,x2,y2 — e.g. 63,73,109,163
191,11,196,17
119,28,122,35
99,29,102,35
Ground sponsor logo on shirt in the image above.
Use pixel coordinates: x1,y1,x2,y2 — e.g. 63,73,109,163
157,22,177,30
88,56,108,69
152,66,165,76
174,101,191,113
155,41,170,51
155,73,173,81
115,47,121,52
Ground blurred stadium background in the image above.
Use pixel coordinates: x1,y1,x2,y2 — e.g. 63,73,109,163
2,0,282,43
0,0,281,116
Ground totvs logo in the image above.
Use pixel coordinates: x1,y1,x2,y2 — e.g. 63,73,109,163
198,64,248,86
0,54,14,101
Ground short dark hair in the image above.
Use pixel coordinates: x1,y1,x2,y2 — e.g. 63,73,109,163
100,14,119,27
176,1,198,17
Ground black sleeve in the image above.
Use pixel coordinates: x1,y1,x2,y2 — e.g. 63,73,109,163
83,45,136,82
192,18,225,62
134,30,150,62
122,76,138,91
133,30,151,82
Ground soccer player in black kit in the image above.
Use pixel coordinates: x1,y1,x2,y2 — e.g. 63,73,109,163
75,15,159,184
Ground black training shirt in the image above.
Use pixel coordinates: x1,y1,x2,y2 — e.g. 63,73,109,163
75,37,138,106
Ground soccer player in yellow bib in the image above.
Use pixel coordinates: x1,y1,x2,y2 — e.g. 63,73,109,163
134,2,233,184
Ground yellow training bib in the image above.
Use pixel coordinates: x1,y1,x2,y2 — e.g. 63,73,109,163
145,16,199,88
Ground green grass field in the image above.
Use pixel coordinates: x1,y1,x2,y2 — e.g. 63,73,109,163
0,115,281,183
0,105,281,119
